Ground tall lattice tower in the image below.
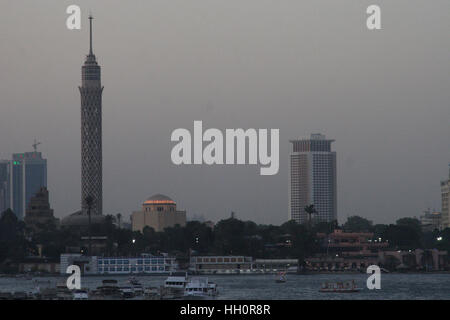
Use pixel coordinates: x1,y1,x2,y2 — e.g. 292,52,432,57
79,15,103,216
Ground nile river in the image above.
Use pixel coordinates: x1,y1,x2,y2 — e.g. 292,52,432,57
1,273,449,300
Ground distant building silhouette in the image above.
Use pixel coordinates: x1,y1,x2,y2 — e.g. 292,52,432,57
419,209,442,232
25,187,59,232
441,164,450,228
289,134,337,224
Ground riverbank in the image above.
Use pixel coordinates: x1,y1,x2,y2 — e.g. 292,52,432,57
2,270,450,278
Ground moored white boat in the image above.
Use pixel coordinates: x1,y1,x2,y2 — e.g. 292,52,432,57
90,279,122,300
143,287,160,300
275,272,287,283
184,277,218,299
73,289,89,300
162,272,189,299
119,286,135,299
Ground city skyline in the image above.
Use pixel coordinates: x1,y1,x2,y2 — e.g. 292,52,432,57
1,1,449,225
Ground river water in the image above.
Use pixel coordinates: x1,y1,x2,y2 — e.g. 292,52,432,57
1,273,449,300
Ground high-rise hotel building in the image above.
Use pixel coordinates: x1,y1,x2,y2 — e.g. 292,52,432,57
0,151,47,219
441,164,450,229
0,160,10,214
289,134,337,224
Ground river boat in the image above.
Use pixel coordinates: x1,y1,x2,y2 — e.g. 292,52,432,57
319,280,359,293
184,277,218,299
275,272,287,283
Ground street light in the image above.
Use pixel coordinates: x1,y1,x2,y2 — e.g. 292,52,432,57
131,239,136,257
437,236,443,241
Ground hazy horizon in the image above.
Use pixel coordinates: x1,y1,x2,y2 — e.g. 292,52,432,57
1,1,449,225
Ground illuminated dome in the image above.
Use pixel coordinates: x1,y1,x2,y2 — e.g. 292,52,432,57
143,194,176,205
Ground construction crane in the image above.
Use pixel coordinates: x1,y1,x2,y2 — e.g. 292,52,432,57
32,139,41,152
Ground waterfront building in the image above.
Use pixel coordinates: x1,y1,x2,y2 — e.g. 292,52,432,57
97,254,177,275
306,230,449,271
316,229,388,255
131,194,186,232
60,253,177,275
289,133,337,224
17,257,60,274
378,249,448,271
306,229,389,271
189,256,253,274
252,259,299,273
80,16,103,217
441,164,450,229
60,254,98,275
80,236,108,255
24,187,59,232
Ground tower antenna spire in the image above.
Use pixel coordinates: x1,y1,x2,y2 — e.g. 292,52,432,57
89,14,93,55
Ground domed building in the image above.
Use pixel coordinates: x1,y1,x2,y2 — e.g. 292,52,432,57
61,209,105,228
131,194,186,232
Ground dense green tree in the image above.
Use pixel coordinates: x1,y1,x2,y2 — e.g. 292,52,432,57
313,221,338,234
381,224,421,249
343,216,373,232
213,218,247,255
396,217,422,235
435,228,450,252
0,209,31,269
183,221,214,254
373,224,388,239
421,229,441,249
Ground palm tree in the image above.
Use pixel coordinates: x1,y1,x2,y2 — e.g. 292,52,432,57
116,213,122,229
304,204,317,225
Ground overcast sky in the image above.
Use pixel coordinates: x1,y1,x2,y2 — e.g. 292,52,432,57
0,0,449,225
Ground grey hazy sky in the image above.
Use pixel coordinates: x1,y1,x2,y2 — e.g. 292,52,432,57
1,0,449,225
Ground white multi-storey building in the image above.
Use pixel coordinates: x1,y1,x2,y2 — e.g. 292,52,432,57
189,256,253,274
60,253,177,275
289,134,337,224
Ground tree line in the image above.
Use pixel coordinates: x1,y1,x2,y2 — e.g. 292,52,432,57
0,208,449,273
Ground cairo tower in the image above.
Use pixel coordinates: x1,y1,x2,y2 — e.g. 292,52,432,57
79,16,103,216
